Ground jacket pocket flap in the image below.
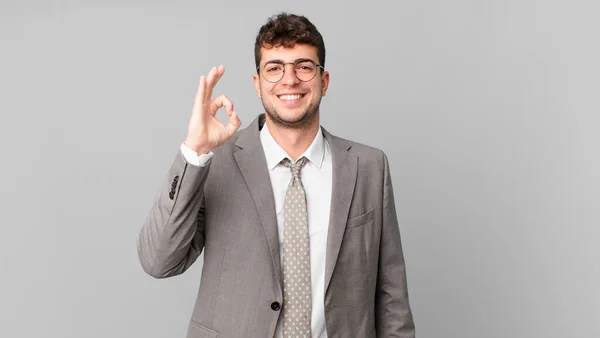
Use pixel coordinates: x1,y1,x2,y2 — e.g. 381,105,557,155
346,209,375,229
188,320,219,338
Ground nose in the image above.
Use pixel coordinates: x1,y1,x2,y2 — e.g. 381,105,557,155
280,64,300,85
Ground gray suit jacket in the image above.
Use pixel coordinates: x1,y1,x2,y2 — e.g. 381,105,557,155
138,114,415,338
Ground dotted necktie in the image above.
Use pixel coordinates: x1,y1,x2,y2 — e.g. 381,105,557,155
281,157,312,337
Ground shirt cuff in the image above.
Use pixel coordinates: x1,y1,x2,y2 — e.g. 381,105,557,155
180,142,214,167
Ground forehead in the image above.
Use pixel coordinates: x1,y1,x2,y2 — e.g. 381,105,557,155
259,44,319,64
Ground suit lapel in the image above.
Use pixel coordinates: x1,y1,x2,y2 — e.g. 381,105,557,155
233,115,282,289
322,128,357,293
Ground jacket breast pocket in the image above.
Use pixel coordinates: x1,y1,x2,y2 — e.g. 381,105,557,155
346,208,374,230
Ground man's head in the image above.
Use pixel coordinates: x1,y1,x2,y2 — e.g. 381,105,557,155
253,13,329,129
254,13,326,70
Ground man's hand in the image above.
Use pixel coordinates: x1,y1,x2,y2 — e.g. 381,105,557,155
184,65,242,155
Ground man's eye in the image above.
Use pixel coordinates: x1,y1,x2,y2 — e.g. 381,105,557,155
266,65,282,72
296,63,314,72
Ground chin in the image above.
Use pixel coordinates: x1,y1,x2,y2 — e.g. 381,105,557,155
266,107,318,129
279,110,308,122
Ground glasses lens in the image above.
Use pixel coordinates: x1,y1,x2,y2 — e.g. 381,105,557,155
263,63,284,82
295,61,317,82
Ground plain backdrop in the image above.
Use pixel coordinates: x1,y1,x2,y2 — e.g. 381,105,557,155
1,0,598,337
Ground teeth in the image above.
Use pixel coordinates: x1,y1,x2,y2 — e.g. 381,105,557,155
279,94,302,101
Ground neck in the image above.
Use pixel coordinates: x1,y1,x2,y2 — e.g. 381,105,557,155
265,114,320,161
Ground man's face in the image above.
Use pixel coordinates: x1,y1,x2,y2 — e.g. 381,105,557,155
253,44,329,129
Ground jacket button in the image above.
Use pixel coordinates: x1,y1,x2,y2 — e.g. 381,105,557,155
270,301,280,311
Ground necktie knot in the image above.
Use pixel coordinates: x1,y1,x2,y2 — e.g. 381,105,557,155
282,157,308,179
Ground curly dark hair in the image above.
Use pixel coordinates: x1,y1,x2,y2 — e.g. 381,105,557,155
254,13,326,72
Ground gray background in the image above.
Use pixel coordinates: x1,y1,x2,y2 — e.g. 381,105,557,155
1,0,598,337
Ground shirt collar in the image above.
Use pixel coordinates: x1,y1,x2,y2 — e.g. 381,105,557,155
260,121,326,171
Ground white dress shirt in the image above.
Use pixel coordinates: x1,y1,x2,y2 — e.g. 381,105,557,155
180,122,332,338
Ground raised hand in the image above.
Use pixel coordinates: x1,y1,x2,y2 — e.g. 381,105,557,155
184,65,242,155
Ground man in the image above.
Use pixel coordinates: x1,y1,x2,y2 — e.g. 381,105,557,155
138,12,415,338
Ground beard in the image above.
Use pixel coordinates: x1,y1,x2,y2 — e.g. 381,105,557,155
262,96,322,130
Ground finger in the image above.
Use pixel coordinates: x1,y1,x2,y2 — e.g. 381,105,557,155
204,65,225,102
210,94,234,116
225,111,242,136
203,66,216,102
192,75,207,117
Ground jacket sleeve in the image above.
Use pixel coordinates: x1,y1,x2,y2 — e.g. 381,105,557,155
375,152,416,337
137,150,211,278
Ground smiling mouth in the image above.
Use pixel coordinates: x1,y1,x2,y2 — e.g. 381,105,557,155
277,94,305,101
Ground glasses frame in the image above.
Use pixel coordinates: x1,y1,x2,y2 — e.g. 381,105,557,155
257,58,325,83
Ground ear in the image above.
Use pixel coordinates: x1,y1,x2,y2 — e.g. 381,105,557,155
253,73,262,99
320,70,330,97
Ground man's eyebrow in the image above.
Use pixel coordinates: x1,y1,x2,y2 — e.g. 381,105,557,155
263,59,284,65
263,58,314,64
294,58,314,63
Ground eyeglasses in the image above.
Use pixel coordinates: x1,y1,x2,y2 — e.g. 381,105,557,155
257,58,325,83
